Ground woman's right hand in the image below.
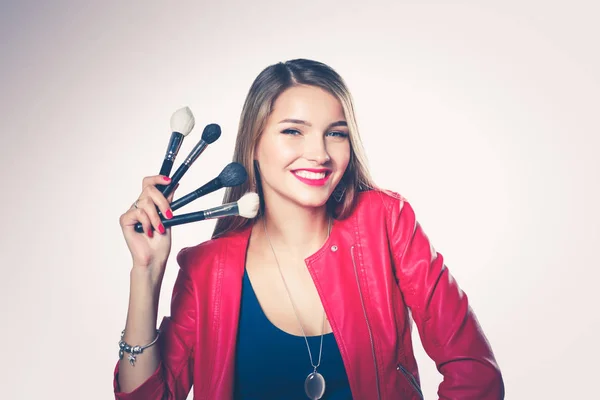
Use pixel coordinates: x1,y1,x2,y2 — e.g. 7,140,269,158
119,175,179,276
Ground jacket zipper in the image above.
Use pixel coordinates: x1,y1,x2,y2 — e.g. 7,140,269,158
350,245,382,400
397,363,424,399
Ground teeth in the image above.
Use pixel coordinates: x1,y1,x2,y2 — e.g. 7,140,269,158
294,171,326,179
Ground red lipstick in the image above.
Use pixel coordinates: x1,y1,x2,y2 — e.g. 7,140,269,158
291,169,332,186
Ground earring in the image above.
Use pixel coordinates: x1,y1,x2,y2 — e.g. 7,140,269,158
332,183,346,202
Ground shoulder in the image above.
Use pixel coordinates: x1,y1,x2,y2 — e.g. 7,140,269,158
353,188,411,217
350,188,418,232
175,225,251,273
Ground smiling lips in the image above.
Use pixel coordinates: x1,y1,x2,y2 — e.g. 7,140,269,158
291,168,332,186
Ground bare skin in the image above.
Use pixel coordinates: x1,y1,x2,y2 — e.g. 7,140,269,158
246,85,351,337
116,84,350,392
245,219,333,337
116,175,178,393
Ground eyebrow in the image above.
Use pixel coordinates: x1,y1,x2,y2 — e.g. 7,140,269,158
278,119,348,129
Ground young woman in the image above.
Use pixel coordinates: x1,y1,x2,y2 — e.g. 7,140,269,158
114,59,504,399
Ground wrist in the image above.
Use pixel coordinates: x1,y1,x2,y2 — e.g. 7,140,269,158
131,261,166,285
127,268,162,327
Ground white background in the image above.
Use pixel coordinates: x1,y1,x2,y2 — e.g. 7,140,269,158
1,0,598,398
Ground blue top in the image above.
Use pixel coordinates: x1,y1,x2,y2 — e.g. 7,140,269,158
234,268,353,399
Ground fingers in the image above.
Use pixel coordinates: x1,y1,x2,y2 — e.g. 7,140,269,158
142,175,172,190
136,208,154,238
141,175,178,211
120,207,154,238
136,195,166,234
121,175,181,237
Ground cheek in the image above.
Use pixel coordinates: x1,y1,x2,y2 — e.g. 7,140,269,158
330,142,351,169
262,136,302,164
257,135,302,168
277,141,302,161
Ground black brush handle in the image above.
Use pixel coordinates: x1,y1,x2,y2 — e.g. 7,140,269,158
156,160,174,192
133,202,239,233
134,210,208,233
170,177,222,211
161,164,189,198
159,159,174,177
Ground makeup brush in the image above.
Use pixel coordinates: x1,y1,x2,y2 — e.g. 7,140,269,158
160,123,222,198
156,106,195,191
133,162,248,233
135,192,259,233
169,162,247,211
160,106,195,176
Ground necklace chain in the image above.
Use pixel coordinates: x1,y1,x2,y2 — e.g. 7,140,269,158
262,217,331,370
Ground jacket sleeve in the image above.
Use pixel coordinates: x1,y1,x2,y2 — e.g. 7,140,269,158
388,196,504,399
113,253,197,400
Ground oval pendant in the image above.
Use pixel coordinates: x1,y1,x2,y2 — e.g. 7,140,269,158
304,371,326,399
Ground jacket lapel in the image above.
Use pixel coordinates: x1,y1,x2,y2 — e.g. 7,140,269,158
201,225,252,400
304,215,380,400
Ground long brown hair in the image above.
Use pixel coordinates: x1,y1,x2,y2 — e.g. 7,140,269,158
212,59,376,239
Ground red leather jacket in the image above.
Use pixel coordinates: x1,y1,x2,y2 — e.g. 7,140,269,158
113,189,504,399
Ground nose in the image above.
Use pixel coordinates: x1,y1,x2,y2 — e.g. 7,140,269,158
304,135,331,164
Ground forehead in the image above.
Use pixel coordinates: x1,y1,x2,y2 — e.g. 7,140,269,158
270,85,346,123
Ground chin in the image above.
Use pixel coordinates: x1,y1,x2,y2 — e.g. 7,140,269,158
294,196,329,209
286,187,332,209
263,177,337,209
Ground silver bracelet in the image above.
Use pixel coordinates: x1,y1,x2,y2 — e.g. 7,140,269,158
118,329,160,366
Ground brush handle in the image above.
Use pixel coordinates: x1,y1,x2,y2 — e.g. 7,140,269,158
134,210,208,233
160,163,189,198
157,132,184,191
134,202,240,233
162,132,184,166
170,177,223,211
156,160,174,192
159,160,174,177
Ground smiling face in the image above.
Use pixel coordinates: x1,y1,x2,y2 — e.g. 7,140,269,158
254,84,351,210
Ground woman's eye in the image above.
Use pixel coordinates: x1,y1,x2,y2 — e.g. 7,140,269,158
282,129,301,135
327,131,349,138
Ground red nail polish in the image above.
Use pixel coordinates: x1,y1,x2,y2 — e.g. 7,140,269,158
165,209,173,219
158,224,165,234
147,229,153,238
163,176,171,181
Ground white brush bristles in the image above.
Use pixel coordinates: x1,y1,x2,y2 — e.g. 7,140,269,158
170,106,195,136
237,192,260,218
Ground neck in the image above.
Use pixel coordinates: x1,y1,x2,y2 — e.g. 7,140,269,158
260,201,330,260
